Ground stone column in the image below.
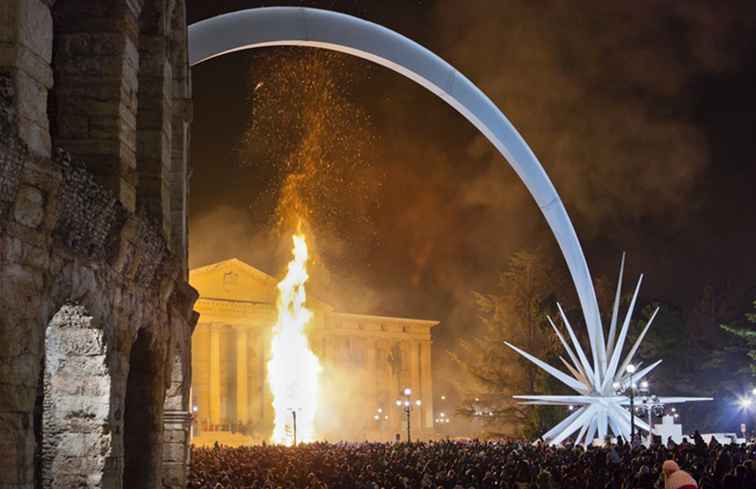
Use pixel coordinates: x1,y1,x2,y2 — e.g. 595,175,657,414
136,32,173,239
236,328,249,425
161,409,192,488
0,0,54,156
365,337,379,439
209,325,221,426
169,2,192,278
409,340,421,437
52,0,143,211
420,341,434,431
258,331,269,425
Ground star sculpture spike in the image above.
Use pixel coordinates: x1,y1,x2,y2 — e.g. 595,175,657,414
506,255,712,446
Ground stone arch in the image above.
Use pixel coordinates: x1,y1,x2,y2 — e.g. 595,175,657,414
187,7,603,348
37,303,120,489
123,326,169,489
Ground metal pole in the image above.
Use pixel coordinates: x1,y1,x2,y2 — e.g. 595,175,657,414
647,402,653,446
292,410,297,446
630,386,635,443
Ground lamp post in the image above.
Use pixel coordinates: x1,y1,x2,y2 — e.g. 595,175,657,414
626,364,638,443
373,408,389,440
639,380,650,444
396,387,421,442
291,410,297,446
192,405,199,436
739,392,754,439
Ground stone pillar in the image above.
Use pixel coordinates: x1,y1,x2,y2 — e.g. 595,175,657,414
0,0,54,156
169,0,192,279
420,341,434,431
161,409,191,489
136,32,173,239
236,328,249,425
170,98,191,274
209,325,221,426
52,0,142,211
257,332,267,423
409,340,421,438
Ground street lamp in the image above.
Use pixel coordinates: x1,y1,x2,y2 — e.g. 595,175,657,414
626,364,638,443
373,407,389,439
396,387,421,442
290,409,298,446
192,405,200,436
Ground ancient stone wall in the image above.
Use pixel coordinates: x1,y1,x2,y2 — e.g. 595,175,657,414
0,1,195,488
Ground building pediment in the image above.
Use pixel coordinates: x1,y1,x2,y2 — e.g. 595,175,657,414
189,258,334,312
190,259,278,304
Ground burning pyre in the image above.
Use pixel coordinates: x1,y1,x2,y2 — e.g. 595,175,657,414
267,234,321,445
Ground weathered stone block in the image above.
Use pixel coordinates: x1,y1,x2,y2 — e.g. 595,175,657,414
58,329,105,356
0,2,18,45
17,119,50,159
55,432,111,457
0,381,36,412
119,176,136,212
161,442,186,463
89,114,121,140
15,69,47,122
13,185,45,228
57,113,88,139
53,394,110,421
18,0,52,63
0,415,28,483
0,263,44,294
162,428,186,444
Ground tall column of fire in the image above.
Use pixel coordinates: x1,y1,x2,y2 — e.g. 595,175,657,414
267,234,321,444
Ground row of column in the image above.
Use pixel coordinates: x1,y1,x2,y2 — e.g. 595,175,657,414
200,323,433,434
206,326,260,426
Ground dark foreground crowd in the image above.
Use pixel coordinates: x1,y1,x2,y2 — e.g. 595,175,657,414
188,438,756,489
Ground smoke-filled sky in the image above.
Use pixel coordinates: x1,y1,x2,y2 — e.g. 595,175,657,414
187,1,756,373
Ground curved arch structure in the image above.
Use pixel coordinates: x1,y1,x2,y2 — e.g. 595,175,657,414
188,7,603,368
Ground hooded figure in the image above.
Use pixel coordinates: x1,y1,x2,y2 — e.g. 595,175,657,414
662,460,698,489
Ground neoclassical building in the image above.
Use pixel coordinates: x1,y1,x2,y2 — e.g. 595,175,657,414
190,259,438,443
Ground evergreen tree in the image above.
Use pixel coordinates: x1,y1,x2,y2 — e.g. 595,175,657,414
720,300,756,378
449,250,567,438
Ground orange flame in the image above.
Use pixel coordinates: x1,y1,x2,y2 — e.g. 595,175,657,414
267,234,321,444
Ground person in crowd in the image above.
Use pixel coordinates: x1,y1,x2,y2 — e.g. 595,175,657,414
187,439,755,489
661,460,697,489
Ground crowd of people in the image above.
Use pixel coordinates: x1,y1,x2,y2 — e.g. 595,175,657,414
188,436,755,489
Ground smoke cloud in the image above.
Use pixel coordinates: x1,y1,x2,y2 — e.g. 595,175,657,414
188,0,756,415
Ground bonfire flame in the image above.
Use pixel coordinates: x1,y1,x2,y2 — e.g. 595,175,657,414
268,234,321,445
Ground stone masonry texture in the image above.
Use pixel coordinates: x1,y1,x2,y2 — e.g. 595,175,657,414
0,1,196,488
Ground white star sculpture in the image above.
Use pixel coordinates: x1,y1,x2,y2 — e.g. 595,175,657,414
506,254,711,446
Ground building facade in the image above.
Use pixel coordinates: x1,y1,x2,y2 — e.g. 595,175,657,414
190,259,438,443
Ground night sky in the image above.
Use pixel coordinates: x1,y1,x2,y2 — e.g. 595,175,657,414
186,1,756,386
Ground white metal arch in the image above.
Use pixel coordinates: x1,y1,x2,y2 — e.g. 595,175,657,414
188,7,603,358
